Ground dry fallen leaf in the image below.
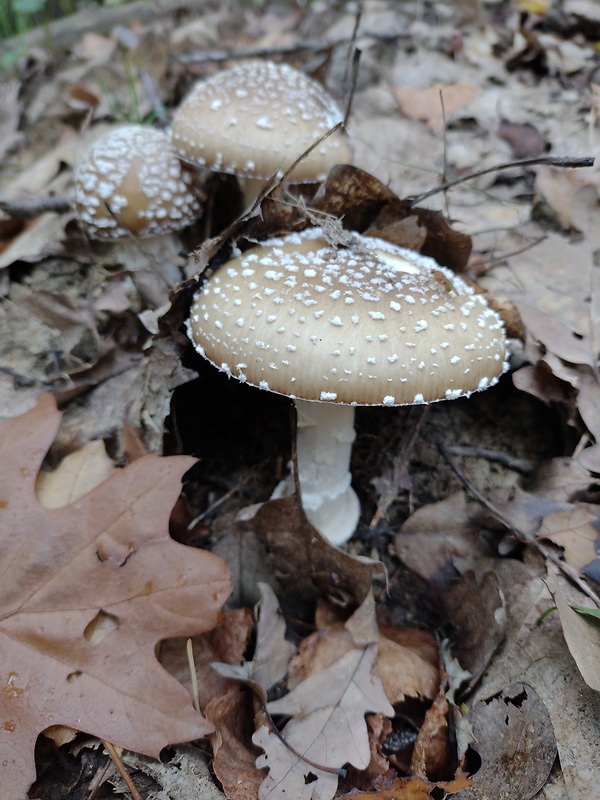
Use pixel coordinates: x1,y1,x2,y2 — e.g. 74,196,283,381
255,643,394,800
0,394,232,799
211,495,380,620
538,505,599,573
547,567,600,693
35,438,118,508
457,683,556,800
391,82,477,131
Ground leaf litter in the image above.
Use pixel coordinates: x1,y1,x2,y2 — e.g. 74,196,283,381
2,0,600,797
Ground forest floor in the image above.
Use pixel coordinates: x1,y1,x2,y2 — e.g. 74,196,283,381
1,1,600,798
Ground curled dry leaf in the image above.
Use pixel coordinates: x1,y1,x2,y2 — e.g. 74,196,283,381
0,394,232,799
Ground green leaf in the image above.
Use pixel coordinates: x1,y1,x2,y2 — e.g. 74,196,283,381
569,605,600,623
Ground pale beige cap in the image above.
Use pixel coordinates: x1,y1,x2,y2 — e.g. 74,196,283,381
171,60,353,183
187,228,509,406
74,125,203,239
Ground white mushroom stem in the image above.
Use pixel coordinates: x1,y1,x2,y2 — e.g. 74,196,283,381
272,399,360,545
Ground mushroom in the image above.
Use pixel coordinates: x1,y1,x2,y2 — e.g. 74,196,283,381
186,227,509,545
74,125,203,240
73,125,204,285
171,60,352,205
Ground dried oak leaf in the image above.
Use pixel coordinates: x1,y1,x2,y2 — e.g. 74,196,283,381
254,643,394,800
0,394,232,800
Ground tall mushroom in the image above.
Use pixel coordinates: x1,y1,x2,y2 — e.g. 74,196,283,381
171,60,352,205
187,227,509,545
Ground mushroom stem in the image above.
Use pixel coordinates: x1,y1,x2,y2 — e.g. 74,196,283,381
272,399,360,545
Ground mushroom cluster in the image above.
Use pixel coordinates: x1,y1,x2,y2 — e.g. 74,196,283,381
187,227,509,544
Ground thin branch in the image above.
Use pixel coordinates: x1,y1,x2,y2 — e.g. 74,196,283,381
408,156,595,208
101,740,144,800
186,638,200,712
445,445,533,474
438,442,600,607
343,48,361,129
0,195,73,219
176,32,406,65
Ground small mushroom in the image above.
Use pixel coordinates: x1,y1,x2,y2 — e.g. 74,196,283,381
74,125,203,240
74,125,204,297
171,60,352,205
187,227,509,545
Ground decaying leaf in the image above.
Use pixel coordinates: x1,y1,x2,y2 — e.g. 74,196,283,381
253,583,296,691
457,683,556,800
0,395,232,799
288,597,439,705
211,495,380,620
255,644,394,800
538,505,599,573
547,568,600,693
443,570,506,694
337,772,472,799
393,492,487,583
206,687,265,800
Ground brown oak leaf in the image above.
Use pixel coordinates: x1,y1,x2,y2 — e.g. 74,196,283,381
0,395,232,799
254,643,395,800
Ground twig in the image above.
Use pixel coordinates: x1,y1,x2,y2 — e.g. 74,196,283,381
343,48,361,129
445,445,533,474
186,638,200,712
176,32,406,65
438,442,600,606
101,740,144,800
187,473,252,527
342,4,362,128
408,156,595,208
84,752,113,800
474,234,548,271
0,195,73,219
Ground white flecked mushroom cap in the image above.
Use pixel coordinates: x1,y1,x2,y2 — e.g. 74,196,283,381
74,125,203,239
187,228,509,406
171,60,353,182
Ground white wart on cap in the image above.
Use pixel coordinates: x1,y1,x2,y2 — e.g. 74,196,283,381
74,125,203,239
171,60,353,183
187,227,508,407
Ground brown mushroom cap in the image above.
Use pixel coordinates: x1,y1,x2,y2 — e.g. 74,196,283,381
171,60,353,183
74,125,203,239
187,228,509,406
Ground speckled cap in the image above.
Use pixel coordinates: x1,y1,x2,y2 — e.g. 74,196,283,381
73,125,203,239
171,60,353,182
187,228,509,406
